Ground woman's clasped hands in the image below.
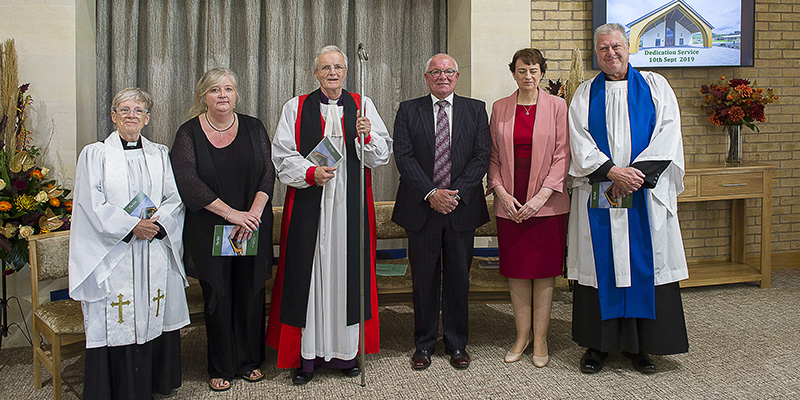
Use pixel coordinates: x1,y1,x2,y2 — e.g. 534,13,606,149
227,209,260,243
498,187,553,223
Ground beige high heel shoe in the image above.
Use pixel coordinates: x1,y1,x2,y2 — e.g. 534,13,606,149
504,335,531,363
532,343,549,367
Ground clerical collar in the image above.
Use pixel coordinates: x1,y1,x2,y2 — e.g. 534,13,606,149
319,92,344,106
119,135,142,150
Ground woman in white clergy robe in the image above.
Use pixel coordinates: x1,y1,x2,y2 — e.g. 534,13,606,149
266,45,392,385
68,87,189,400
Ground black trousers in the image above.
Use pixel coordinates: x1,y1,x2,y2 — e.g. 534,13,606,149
83,331,181,400
407,213,474,352
572,281,689,355
200,256,266,380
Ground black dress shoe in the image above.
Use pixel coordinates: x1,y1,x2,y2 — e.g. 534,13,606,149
624,352,656,374
446,349,471,369
580,348,608,374
412,349,432,370
292,369,314,385
342,360,361,377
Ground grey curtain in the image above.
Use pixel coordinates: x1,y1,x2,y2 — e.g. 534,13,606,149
97,0,446,203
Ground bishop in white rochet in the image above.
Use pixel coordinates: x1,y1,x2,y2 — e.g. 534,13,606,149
267,45,392,386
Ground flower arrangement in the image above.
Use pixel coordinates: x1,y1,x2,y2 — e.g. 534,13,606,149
544,50,585,107
546,79,566,99
0,83,71,273
700,76,778,132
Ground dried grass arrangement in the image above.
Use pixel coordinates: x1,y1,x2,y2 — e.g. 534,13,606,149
565,49,583,107
1,39,20,152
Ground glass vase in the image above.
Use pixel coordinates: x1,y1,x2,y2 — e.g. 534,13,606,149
725,124,743,166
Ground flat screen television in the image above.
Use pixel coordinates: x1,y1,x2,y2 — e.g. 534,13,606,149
592,0,755,69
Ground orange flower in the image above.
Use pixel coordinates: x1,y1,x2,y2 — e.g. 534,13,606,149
729,106,745,123
64,200,73,212
0,201,11,211
30,169,43,179
737,85,753,96
49,197,60,207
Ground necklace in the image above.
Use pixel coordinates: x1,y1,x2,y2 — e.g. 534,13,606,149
517,93,537,115
205,113,236,135
521,104,534,115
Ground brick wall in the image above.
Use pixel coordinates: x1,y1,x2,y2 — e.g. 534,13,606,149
532,0,800,261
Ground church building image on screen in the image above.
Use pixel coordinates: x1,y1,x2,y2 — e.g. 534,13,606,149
626,0,714,54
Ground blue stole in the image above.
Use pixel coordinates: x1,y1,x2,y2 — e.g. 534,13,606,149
587,64,657,320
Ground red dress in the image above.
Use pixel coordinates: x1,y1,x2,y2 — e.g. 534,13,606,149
496,105,567,279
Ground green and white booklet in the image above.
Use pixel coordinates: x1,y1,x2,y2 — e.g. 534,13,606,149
212,225,259,256
590,182,633,209
124,191,157,219
306,136,342,167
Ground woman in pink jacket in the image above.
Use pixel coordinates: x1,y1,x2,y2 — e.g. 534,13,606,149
487,48,570,367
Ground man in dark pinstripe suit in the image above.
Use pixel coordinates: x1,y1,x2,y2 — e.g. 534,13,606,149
392,53,491,370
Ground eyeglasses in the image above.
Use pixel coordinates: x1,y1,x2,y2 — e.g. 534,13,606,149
318,64,346,73
426,69,457,78
115,107,148,116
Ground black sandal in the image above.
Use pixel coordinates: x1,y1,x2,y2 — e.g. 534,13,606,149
240,369,265,382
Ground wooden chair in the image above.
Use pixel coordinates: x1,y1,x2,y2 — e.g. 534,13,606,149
27,230,84,400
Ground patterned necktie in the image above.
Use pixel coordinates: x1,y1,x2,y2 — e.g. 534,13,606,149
433,100,451,188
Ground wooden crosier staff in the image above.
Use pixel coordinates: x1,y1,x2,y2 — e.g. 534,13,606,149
357,42,368,388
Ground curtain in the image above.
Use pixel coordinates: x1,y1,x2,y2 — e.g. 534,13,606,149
97,0,446,203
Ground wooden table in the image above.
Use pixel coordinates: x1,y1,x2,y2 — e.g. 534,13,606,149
679,163,773,288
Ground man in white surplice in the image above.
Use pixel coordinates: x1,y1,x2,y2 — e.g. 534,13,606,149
267,45,392,385
69,88,188,399
567,23,689,376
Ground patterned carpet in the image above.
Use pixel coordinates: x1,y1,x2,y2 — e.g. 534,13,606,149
3,269,799,400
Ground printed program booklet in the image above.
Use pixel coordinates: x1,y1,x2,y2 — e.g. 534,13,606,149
124,191,157,219
590,182,633,209
306,136,342,167
212,225,259,256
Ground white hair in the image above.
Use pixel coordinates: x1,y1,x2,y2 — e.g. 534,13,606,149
425,53,459,72
314,45,348,69
594,23,628,49
111,87,153,113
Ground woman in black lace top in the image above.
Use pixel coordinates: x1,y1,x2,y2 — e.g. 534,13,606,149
170,68,274,392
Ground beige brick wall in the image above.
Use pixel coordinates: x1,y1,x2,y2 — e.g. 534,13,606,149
532,0,800,260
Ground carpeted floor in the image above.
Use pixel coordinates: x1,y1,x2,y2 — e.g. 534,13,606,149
3,269,799,400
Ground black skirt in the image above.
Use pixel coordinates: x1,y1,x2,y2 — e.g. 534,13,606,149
571,282,689,355
83,330,182,400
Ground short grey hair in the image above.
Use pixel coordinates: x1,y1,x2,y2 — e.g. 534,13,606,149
314,45,348,70
594,23,628,49
425,53,459,72
187,67,240,118
111,87,153,114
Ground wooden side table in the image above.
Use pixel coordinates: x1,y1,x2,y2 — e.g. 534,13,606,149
679,163,773,288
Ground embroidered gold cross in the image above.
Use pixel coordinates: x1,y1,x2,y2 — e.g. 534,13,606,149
152,288,165,317
110,294,130,324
